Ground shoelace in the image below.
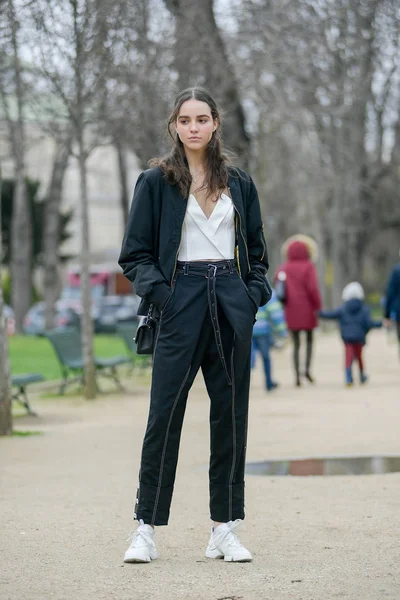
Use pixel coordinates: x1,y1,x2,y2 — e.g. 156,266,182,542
126,521,155,548
209,519,244,551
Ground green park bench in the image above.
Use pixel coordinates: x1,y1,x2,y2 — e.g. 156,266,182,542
11,373,44,416
45,327,131,395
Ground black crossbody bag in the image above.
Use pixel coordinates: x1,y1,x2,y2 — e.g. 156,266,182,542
134,303,157,355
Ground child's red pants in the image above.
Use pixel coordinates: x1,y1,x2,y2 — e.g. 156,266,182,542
345,342,364,371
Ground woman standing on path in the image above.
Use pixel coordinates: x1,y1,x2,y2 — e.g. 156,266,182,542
275,239,321,387
118,87,271,563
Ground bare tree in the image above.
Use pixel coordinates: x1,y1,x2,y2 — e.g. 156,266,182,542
0,164,12,436
114,138,129,228
43,128,73,329
162,0,250,163
104,0,175,170
0,0,32,332
227,0,400,301
29,0,122,398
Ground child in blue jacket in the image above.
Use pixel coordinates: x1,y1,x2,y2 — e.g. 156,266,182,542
319,282,382,386
251,289,288,391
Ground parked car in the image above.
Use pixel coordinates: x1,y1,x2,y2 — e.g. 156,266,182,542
56,298,100,322
4,305,15,335
94,295,140,333
23,301,80,336
61,284,104,305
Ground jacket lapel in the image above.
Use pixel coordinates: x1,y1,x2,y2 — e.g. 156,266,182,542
168,184,188,243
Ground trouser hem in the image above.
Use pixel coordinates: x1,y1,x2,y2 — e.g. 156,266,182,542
209,482,245,522
134,482,174,526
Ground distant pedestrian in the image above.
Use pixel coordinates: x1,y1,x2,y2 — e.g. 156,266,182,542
384,251,400,357
275,239,321,387
251,289,288,391
319,282,382,386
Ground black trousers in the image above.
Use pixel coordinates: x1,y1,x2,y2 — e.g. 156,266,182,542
135,260,256,526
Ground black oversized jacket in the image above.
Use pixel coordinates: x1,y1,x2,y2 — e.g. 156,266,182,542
118,166,271,316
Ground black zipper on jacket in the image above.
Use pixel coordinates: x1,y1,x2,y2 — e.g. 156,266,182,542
261,222,266,262
230,187,251,275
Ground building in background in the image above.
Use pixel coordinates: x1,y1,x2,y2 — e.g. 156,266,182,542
1,113,140,267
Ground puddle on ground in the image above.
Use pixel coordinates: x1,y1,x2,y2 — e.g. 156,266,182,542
245,456,400,476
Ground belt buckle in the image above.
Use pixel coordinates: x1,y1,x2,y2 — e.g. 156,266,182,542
207,264,218,278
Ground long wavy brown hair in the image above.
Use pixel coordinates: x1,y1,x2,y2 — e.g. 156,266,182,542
150,87,230,200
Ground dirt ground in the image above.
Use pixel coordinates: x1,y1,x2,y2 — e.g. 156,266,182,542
1,329,399,600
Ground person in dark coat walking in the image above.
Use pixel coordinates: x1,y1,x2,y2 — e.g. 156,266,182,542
118,87,271,564
319,282,382,386
384,252,400,356
275,239,321,386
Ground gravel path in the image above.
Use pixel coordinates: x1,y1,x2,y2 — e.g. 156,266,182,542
1,330,399,600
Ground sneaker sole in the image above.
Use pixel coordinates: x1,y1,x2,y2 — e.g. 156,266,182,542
224,556,252,562
124,556,152,563
124,553,158,563
205,550,252,562
205,552,224,559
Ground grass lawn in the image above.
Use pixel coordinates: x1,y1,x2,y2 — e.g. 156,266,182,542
9,334,130,381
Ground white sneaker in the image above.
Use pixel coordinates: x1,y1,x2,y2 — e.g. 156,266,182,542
124,520,158,563
205,520,252,562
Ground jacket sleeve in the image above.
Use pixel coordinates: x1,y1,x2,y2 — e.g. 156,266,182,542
305,263,322,310
384,267,399,319
319,308,341,320
305,263,322,311
245,180,271,307
118,173,172,311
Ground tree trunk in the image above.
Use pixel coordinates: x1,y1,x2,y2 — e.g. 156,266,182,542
7,0,32,332
0,167,12,436
43,131,73,330
0,296,12,436
72,0,96,399
11,171,32,331
115,139,129,228
162,0,250,165
77,141,96,399
330,122,346,306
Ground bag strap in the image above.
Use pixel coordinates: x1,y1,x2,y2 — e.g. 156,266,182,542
147,303,157,323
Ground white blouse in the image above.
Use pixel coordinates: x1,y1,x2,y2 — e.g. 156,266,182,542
177,192,235,261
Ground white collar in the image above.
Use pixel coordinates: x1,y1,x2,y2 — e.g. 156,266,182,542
187,193,232,235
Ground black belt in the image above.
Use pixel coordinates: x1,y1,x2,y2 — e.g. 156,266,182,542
176,260,236,385
176,259,237,277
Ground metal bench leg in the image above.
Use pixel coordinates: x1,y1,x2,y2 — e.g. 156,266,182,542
59,368,70,395
110,366,125,392
98,367,125,392
13,387,38,417
58,368,84,395
59,378,68,395
128,357,135,376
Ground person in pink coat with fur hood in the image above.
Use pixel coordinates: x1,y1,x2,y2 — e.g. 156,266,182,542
275,238,322,387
